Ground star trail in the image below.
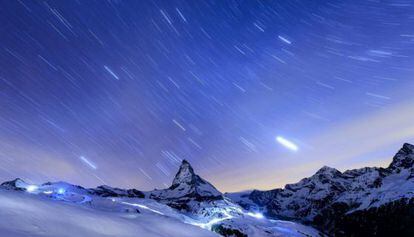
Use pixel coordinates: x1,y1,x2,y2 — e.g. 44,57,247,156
1,0,414,192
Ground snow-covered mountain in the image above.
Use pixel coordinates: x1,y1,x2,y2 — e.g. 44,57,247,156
150,159,222,201
147,160,321,236
0,159,320,237
148,160,241,221
227,143,414,236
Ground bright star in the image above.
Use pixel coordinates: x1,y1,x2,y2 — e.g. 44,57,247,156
276,136,299,151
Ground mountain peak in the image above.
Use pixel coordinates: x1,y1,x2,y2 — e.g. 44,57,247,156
389,143,414,170
315,165,341,176
150,160,222,200
181,159,190,165
400,143,414,154
172,159,196,186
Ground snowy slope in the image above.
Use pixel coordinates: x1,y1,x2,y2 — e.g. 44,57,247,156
0,187,321,237
214,217,322,237
0,189,217,237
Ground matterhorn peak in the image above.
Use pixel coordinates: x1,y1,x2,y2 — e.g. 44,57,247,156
150,159,222,200
172,159,196,187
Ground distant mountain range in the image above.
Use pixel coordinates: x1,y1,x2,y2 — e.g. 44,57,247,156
227,143,414,236
2,143,414,236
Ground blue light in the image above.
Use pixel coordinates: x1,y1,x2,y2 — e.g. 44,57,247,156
57,188,65,194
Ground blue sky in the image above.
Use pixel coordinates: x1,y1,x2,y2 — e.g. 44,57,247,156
1,0,414,191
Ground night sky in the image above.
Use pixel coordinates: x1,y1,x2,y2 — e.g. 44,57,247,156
1,0,414,192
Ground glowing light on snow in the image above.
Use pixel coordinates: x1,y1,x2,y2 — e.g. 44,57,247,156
57,188,65,194
246,212,264,219
43,190,53,195
276,136,298,151
79,156,97,170
26,185,38,193
187,210,234,230
121,202,164,215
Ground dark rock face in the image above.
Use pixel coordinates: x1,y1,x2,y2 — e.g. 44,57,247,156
229,143,414,236
124,207,141,213
0,178,26,191
388,143,414,171
212,224,248,237
315,199,414,237
89,185,145,198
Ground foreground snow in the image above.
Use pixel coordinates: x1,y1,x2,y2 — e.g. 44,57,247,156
0,186,321,237
0,189,217,237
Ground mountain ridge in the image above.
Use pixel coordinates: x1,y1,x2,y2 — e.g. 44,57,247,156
227,142,414,236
